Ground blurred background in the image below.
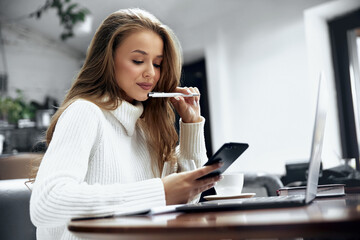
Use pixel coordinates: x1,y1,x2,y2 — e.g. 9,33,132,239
1,0,360,178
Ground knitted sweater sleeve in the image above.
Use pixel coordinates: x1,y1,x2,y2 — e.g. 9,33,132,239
30,101,165,227
177,116,208,171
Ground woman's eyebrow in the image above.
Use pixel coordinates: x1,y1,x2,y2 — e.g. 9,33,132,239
131,49,163,58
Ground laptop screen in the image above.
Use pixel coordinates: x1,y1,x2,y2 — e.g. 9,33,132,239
305,73,328,203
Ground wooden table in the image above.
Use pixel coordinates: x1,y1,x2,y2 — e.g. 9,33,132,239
68,193,360,240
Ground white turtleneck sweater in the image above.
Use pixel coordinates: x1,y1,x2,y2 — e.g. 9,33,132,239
30,99,208,240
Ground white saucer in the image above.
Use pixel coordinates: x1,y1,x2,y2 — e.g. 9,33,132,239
204,193,256,201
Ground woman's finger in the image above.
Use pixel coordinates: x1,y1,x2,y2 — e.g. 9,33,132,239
175,87,190,95
195,175,222,188
189,162,222,180
193,183,216,197
193,87,200,104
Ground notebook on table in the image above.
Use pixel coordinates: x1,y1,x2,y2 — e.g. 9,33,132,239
176,73,328,212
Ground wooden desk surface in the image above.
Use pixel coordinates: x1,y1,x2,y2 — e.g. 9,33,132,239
68,194,360,240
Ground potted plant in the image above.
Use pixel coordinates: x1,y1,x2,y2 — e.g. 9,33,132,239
0,89,36,126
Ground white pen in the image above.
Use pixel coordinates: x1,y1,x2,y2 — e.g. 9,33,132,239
148,92,200,98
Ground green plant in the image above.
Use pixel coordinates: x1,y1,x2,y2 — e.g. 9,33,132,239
29,0,90,41
0,89,36,124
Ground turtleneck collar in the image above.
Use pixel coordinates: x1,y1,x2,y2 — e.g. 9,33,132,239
110,101,144,136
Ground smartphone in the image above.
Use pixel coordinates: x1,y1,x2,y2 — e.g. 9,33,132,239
198,142,249,180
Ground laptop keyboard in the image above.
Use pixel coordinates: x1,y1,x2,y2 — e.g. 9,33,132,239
198,194,306,207
176,194,307,212
242,195,305,203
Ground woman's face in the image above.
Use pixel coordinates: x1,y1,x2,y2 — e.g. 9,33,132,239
114,30,163,102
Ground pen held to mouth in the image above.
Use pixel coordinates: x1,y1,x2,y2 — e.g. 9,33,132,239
148,92,200,98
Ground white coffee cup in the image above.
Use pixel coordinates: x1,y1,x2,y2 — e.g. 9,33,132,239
214,173,244,196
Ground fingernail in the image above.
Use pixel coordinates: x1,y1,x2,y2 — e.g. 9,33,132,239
175,96,180,101
193,100,196,106
215,175,222,181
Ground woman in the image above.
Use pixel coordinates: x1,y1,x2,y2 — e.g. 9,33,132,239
30,8,221,240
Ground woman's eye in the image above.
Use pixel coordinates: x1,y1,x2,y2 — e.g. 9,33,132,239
153,63,161,68
132,60,143,64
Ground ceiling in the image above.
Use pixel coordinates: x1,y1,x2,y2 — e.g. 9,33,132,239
0,0,243,63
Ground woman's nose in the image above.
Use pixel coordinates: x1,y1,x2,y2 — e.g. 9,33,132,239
143,63,155,78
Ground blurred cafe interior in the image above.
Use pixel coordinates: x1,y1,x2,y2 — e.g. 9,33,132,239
1,0,360,239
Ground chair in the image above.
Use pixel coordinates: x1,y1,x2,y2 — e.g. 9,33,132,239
0,153,41,180
243,172,284,197
0,178,36,240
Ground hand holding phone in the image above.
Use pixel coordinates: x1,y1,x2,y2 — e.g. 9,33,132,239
197,142,249,180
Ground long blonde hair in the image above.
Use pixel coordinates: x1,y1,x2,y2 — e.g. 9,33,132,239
30,8,182,179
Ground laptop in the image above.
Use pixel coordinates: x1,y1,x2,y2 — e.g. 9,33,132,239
176,73,328,212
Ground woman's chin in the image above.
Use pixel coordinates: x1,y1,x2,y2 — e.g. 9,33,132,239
135,95,149,102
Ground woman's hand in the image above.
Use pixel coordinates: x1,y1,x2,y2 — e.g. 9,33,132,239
170,87,201,123
161,162,222,205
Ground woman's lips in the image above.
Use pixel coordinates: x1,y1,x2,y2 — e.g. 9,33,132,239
137,83,153,90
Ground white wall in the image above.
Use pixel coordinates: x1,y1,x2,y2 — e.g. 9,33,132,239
180,0,342,175
0,22,83,105
204,0,360,175
305,0,360,171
